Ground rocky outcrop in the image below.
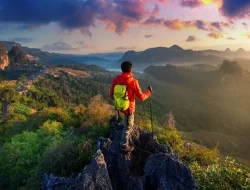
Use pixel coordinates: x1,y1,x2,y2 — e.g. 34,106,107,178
43,116,196,190
0,43,9,70
8,45,28,65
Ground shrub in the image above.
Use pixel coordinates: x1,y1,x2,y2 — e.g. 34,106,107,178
87,125,111,139
189,157,250,190
40,120,63,135
41,140,94,177
12,103,32,116
40,107,72,123
0,113,27,134
182,144,219,166
157,127,184,153
0,131,41,188
86,95,114,126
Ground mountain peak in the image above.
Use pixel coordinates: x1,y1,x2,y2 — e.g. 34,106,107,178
169,45,184,51
224,48,231,53
236,48,245,53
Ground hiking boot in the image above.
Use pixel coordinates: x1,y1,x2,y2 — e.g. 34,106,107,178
121,144,134,152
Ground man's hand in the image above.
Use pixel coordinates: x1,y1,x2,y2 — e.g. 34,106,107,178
147,86,152,92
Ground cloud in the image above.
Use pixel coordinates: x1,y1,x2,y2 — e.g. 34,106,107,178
143,17,231,32
179,0,250,20
227,37,236,40
9,37,33,43
210,22,230,31
186,35,199,42
180,0,222,8
180,0,202,8
42,41,94,51
151,4,160,16
115,46,136,51
220,0,250,18
145,34,154,38
0,0,167,35
207,31,224,39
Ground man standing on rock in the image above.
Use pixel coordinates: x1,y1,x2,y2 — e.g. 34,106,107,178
110,61,152,152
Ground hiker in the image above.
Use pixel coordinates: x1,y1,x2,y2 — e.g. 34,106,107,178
110,61,152,152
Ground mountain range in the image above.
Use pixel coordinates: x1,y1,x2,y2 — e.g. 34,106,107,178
0,41,249,70
0,41,112,66
117,45,250,69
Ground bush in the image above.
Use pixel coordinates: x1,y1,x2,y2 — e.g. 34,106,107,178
0,113,27,134
40,107,74,127
41,140,94,177
0,131,41,188
86,95,114,126
157,127,184,153
189,157,250,189
40,120,63,135
87,125,111,139
182,145,219,166
13,103,32,116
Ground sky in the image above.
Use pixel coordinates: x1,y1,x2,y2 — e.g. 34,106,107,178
0,0,250,54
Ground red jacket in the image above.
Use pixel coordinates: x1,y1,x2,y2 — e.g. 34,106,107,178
110,72,151,114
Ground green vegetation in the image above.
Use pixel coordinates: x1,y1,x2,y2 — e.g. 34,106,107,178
0,63,250,189
13,103,32,116
151,114,250,189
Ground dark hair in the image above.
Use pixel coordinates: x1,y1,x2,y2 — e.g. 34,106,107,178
121,61,132,72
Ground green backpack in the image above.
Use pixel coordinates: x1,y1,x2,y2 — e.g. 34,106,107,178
113,84,129,111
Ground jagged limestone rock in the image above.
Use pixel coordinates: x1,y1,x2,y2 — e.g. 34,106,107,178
43,150,112,190
43,116,196,190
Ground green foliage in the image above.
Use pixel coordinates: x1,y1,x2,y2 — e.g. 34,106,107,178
0,128,66,189
189,157,250,190
13,103,32,116
156,117,249,190
0,113,27,134
87,125,111,139
0,85,19,102
0,131,41,188
40,120,63,135
40,107,72,123
41,139,94,177
158,128,184,153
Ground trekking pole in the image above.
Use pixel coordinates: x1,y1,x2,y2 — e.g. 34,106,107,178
150,95,153,138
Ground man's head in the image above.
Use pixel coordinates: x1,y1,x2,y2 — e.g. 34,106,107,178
121,61,132,73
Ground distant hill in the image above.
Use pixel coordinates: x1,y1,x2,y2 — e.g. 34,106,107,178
201,48,250,59
0,41,115,66
117,45,225,69
87,52,124,60
0,43,9,70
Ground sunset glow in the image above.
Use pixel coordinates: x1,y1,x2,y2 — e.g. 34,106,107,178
0,0,249,53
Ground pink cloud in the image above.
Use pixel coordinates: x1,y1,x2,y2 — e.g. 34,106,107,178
143,17,231,32
207,31,224,39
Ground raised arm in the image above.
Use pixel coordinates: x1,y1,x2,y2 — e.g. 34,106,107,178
134,80,151,101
